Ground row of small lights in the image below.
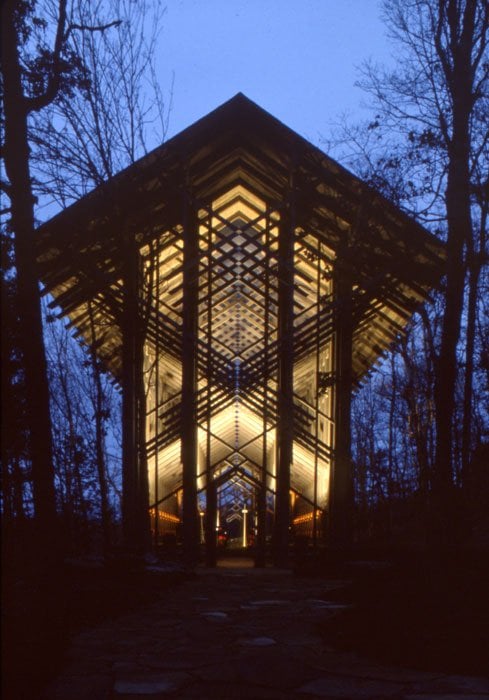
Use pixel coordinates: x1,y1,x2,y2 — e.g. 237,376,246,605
149,509,320,526
292,511,321,525
149,508,180,523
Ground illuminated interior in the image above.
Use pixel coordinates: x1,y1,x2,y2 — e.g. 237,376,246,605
141,184,334,541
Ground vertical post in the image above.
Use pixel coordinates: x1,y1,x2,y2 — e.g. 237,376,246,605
154,248,161,548
256,422,268,566
313,242,321,548
205,480,217,565
122,231,140,554
256,212,271,568
199,510,205,543
181,194,200,566
242,507,249,547
136,315,151,553
329,246,354,552
273,196,295,568
205,217,217,567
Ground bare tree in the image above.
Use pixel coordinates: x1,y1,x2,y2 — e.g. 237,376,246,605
2,0,171,558
31,0,170,554
43,309,122,554
328,0,488,546
1,0,168,557
2,0,75,554
31,0,170,207
1,236,31,533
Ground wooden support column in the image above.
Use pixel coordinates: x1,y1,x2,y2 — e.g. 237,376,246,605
181,195,200,566
256,403,268,567
153,252,161,548
205,480,217,566
256,212,271,568
136,323,151,553
205,221,217,567
312,242,322,549
273,201,295,568
256,472,267,567
329,248,354,552
122,231,142,554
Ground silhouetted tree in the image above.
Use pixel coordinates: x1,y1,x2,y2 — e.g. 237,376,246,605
0,235,31,532
1,0,79,554
30,0,170,554
329,0,488,547
31,0,169,206
2,0,169,558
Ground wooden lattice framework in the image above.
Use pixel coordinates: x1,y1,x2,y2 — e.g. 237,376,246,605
38,94,445,566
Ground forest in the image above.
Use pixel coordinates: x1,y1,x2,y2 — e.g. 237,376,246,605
1,0,488,695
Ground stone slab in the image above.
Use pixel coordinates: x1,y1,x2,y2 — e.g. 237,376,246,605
114,672,190,695
404,696,489,700
201,611,229,619
46,674,112,700
297,674,403,697
249,599,291,606
238,636,277,646
410,675,489,695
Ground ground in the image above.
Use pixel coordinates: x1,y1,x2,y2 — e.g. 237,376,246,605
2,550,488,699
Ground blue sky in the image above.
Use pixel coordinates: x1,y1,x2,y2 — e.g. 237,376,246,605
158,0,390,144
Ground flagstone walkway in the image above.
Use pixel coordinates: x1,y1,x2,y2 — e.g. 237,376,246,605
42,559,489,699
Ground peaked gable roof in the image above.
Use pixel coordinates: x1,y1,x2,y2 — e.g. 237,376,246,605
37,93,445,381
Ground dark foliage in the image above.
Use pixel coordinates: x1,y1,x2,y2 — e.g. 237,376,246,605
1,548,187,700
319,551,489,676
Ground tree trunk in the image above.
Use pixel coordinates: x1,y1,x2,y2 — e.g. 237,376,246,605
432,0,476,545
88,306,112,555
2,1,58,554
461,205,486,483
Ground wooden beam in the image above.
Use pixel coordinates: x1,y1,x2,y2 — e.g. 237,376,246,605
181,194,200,565
328,245,354,551
255,212,272,568
205,219,217,567
122,230,142,553
273,195,295,568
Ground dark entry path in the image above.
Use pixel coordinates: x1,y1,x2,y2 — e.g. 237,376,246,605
43,563,489,699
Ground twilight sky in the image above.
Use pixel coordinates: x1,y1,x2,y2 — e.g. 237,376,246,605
158,0,391,145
